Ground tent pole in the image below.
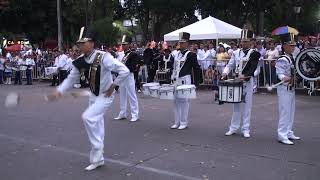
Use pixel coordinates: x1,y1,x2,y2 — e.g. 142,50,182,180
216,38,219,48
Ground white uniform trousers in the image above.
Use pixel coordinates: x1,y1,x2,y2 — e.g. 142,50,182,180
118,73,139,119
277,85,295,140
82,94,114,164
228,78,253,133
173,75,191,126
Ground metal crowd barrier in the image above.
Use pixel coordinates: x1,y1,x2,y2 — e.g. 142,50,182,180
8,59,317,92
12,62,54,81
198,58,318,90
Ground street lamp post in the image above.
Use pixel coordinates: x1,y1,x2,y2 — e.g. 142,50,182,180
293,5,301,29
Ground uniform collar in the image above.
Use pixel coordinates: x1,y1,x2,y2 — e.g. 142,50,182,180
84,50,95,59
181,49,188,55
125,49,131,55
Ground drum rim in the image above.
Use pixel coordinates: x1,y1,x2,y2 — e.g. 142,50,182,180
176,84,196,90
143,83,160,87
295,48,320,81
218,80,243,86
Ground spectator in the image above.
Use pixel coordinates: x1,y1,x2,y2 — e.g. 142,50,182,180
0,54,5,84
25,54,35,85
208,42,216,60
204,65,215,84
14,54,24,85
227,41,237,56
264,41,280,85
143,42,154,82
4,59,12,84
199,44,213,71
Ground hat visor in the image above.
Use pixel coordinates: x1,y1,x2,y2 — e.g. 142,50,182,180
179,40,188,43
76,38,93,44
283,42,296,46
121,42,129,45
76,39,89,44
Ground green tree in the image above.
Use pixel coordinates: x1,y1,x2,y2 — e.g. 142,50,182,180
92,17,120,45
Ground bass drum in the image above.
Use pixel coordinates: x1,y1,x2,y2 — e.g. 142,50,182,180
295,48,320,81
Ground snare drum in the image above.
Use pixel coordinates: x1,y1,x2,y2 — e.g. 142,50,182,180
218,79,243,103
142,82,160,96
159,85,175,100
156,70,170,82
175,85,196,99
45,67,58,76
149,85,160,98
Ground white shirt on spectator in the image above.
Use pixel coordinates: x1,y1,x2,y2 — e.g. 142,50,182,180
197,49,205,61
26,49,33,56
18,58,25,71
209,48,216,59
199,50,213,70
6,52,12,61
26,58,35,70
55,54,69,70
275,44,282,52
0,58,5,70
257,48,266,60
292,46,300,59
36,48,42,55
265,49,279,59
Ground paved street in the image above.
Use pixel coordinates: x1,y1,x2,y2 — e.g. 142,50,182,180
1,83,320,180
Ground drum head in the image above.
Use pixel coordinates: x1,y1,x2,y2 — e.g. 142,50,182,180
295,48,320,81
143,82,160,87
218,79,243,86
149,86,160,90
159,86,174,92
176,84,195,90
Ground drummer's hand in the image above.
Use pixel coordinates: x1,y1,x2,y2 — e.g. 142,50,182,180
221,73,227,80
46,90,62,101
104,83,116,97
239,75,249,80
282,76,291,82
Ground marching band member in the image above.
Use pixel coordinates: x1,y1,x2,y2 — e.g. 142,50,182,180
154,48,174,84
48,36,130,170
222,29,261,138
114,36,141,122
171,32,201,130
276,33,301,145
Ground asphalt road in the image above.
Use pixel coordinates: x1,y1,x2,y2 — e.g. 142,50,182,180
0,83,319,180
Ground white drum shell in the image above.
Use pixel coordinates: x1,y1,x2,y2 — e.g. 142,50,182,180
218,83,243,103
159,86,175,100
149,86,160,98
142,82,160,96
175,85,196,99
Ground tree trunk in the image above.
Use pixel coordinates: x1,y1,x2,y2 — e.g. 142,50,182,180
139,8,150,42
57,0,63,51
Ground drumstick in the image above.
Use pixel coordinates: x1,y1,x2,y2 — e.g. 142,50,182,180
266,81,285,91
4,90,91,108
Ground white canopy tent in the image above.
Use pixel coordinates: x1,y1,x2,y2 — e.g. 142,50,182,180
164,16,241,43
